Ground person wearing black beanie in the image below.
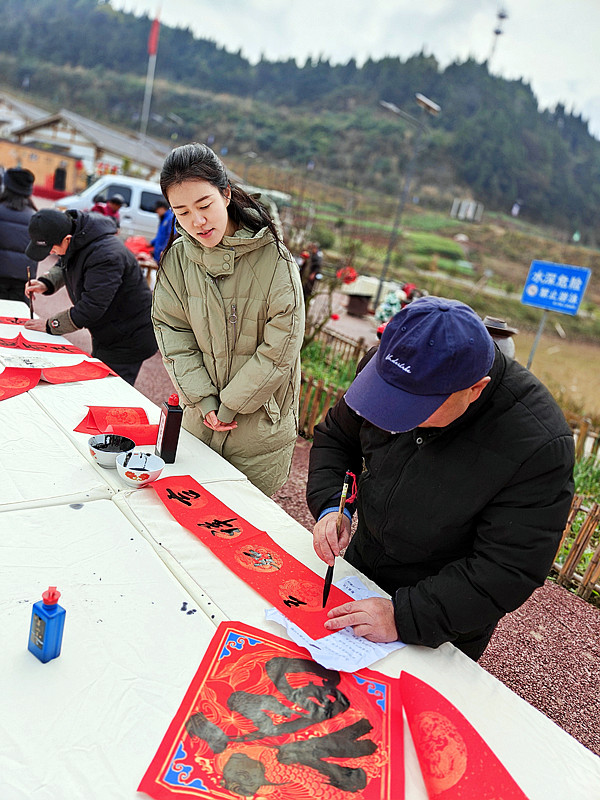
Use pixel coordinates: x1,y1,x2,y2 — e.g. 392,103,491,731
0,167,37,303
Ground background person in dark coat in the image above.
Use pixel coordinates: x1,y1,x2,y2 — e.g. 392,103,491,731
23,208,157,384
0,167,37,303
307,297,574,660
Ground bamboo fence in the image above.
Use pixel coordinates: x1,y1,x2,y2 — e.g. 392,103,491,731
552,496,600,601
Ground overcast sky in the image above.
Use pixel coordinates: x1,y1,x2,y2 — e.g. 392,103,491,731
112,0,600,139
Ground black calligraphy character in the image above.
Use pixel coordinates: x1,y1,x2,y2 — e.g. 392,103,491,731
166,487,202,506
283,595,307,608
197,518,241,537
186,656,376,794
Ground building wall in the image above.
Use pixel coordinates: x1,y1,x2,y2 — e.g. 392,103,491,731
0,140,84,195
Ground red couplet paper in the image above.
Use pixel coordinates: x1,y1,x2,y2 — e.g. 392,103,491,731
105,422,159,444
400,672,528,799
41,360,117,384
0,316,29,325
152,476,350,640
138,621,402,800
0,367,42,400
0,332,87,355
75,405,158,444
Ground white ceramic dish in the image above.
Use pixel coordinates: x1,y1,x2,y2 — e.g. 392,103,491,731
88,434,135,469
115,449,165,487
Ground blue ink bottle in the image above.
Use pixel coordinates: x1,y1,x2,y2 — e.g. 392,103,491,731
28,586,66,663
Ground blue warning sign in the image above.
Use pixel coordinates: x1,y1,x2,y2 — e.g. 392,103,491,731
521,260,591,316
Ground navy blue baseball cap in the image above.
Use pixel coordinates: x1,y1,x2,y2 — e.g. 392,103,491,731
345,296,495,432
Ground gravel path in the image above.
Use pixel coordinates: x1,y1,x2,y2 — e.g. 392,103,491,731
34,286,600,758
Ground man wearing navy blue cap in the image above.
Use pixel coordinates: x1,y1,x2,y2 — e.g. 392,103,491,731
307,296,574,659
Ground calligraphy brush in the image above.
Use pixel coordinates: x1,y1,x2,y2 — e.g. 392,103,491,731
322,470,351,608
27,266,34,320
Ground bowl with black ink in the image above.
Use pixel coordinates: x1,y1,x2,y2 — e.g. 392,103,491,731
115,449,165,487
88,433,136,469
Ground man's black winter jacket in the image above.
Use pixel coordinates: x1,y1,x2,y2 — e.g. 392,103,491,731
43,210,157,363
307,349,575,654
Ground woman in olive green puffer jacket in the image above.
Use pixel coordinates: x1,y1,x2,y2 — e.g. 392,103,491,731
152,143,304,496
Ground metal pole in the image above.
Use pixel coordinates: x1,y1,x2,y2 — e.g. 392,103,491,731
526,310,547,370
373,121,424,310
140,53,157,142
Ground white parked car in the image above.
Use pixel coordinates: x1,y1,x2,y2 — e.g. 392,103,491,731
55,176,165,240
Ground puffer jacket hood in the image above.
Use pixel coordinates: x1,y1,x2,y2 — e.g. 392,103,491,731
65,209,118,252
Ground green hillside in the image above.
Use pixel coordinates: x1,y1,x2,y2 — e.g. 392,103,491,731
2,0,600,244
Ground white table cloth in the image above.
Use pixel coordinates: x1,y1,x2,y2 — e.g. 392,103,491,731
0,391,112,511
0,499,216,800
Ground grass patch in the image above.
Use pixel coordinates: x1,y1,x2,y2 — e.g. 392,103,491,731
301,340,359,387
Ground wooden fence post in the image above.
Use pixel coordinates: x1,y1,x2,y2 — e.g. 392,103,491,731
575,418,592,460
553,494,584,564
580,540,600,600
299,375,314,434
556,501,600,587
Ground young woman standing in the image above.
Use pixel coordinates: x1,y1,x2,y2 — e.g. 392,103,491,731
152,143,304,496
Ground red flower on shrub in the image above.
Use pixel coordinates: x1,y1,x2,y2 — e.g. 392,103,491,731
336,266,358,284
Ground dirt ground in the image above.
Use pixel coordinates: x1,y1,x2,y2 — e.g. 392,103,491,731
32,284,600,759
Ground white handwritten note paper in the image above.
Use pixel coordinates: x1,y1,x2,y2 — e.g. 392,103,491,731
265,576,405,671
0,353,57,369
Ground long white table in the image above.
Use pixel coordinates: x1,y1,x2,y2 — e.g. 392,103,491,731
1,298,600,799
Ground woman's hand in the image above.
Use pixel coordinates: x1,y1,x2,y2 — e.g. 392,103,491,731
203,410,238,432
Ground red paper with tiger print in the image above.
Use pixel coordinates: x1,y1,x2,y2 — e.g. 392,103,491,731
151,475,350,639
138,621,402,800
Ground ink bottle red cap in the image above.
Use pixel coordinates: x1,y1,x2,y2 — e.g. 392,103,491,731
156,393,183,464
42,586,61,605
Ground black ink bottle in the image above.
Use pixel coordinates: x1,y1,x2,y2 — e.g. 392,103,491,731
28,586,66,663
156,393,183,463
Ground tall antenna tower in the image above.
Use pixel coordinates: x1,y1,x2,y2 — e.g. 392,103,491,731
488,8,508,67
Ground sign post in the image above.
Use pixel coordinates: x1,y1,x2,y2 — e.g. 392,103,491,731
521,260,591,369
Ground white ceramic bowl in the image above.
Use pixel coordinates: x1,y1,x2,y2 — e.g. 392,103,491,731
88,434,135,469
115,449,165,487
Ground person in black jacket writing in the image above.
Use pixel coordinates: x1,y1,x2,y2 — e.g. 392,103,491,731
23,208,157,384
307,296,574,660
